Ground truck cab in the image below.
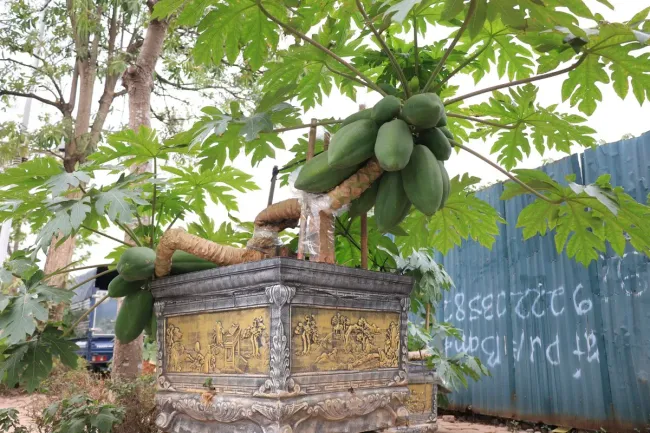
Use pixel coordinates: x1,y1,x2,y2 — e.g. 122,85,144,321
69,266,119,372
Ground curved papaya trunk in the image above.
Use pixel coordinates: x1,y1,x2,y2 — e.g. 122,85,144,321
155,228,266,277
155,159,384,276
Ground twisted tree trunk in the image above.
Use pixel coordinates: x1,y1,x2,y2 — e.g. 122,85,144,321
155,159,384,276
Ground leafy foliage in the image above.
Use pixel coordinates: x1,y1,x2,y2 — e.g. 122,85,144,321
504,170,650,265
42,395,125,433
464,85,596,169
398,174,505,254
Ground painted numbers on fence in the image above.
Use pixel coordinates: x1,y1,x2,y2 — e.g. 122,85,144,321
443,282,599,377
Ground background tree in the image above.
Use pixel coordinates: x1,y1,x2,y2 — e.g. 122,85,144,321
0,0,256,294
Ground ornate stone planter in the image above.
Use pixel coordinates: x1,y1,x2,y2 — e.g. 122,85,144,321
151,257,426,433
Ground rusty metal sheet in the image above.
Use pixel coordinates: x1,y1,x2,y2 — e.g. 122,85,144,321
435,132,650,432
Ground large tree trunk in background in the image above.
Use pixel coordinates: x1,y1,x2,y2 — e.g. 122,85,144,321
111,16,169,382
46,7,122,319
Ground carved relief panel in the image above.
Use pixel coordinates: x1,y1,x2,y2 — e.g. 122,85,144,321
405,384,434,415
291,307,400,373
165,307,271,375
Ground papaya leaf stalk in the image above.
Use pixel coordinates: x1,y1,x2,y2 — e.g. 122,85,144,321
446,52,589,106
81,225,131,246
447,113,517,129
450,140,562,204
356,0,410,97
63,293,110,337
422,0,478,93
256,2,387,96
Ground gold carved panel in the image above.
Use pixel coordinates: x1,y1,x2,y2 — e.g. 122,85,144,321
165,307,270,375
406,384,433,414
291,307,400,373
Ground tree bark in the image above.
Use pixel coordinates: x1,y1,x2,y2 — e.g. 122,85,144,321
112,14,169,382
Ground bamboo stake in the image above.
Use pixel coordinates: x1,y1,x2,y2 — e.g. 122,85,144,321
297,120,318,260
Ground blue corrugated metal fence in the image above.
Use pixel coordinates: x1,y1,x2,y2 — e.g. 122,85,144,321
436,132,650,431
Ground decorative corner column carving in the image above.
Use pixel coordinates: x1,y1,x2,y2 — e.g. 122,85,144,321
266,285,296,307
155,302,175,391
257,285,300,397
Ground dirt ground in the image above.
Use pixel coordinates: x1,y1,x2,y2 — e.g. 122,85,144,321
438,418,519,433
0,393,42,428
1,393,531,433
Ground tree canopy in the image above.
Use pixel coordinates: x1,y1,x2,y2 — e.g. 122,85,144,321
1,0,650,392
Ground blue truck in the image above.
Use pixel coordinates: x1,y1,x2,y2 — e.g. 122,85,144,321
70,266,119,372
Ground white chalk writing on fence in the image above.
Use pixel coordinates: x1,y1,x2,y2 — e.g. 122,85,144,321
442,283,599,377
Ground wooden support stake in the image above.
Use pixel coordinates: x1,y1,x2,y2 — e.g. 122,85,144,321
426,304,431,330
358,104,369,270
360,214,368,269
297,119,318,260
317,125,335,263
267,165,278,206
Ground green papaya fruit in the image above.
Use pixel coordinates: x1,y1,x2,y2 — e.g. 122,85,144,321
144,309,157,341
418,128,452,161
378,83,399,96
401,93,444,128
115,290,154,344
439,126,454,140
374,119,414,172
436,110,448,127
170,251,218,275
402,145,444,216
295,151,361,193
409,76,420,93
342,108,372,126
328,119,379,169
371,95,401,124
375,172,411,232
117,247,156,281
349,181,380,218
438,160,450,209
108,275,143,298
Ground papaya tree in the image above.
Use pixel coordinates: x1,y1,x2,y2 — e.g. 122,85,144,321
146,0,650,373
1,0,650,393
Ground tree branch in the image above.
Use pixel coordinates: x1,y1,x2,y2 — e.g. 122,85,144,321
446,52,589,106
155,73,246,100
356,0,410,97
0,89,63,112
432,38,492,93
422,0,477,93
0,58,65,103
450,140,562,204
257,2,387,96
447,113,516,129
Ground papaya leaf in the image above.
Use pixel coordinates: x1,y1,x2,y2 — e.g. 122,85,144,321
45,171,91,197
0,293,48,344
561,55,609,115
0,327,79,392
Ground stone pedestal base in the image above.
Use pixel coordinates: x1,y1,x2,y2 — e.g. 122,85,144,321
152,259,418,433
156,388,410,433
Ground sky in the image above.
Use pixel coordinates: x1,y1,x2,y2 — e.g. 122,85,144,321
3,0,650,266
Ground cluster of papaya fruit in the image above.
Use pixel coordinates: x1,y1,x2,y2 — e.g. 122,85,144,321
295,92,453,232
109,248,216,343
